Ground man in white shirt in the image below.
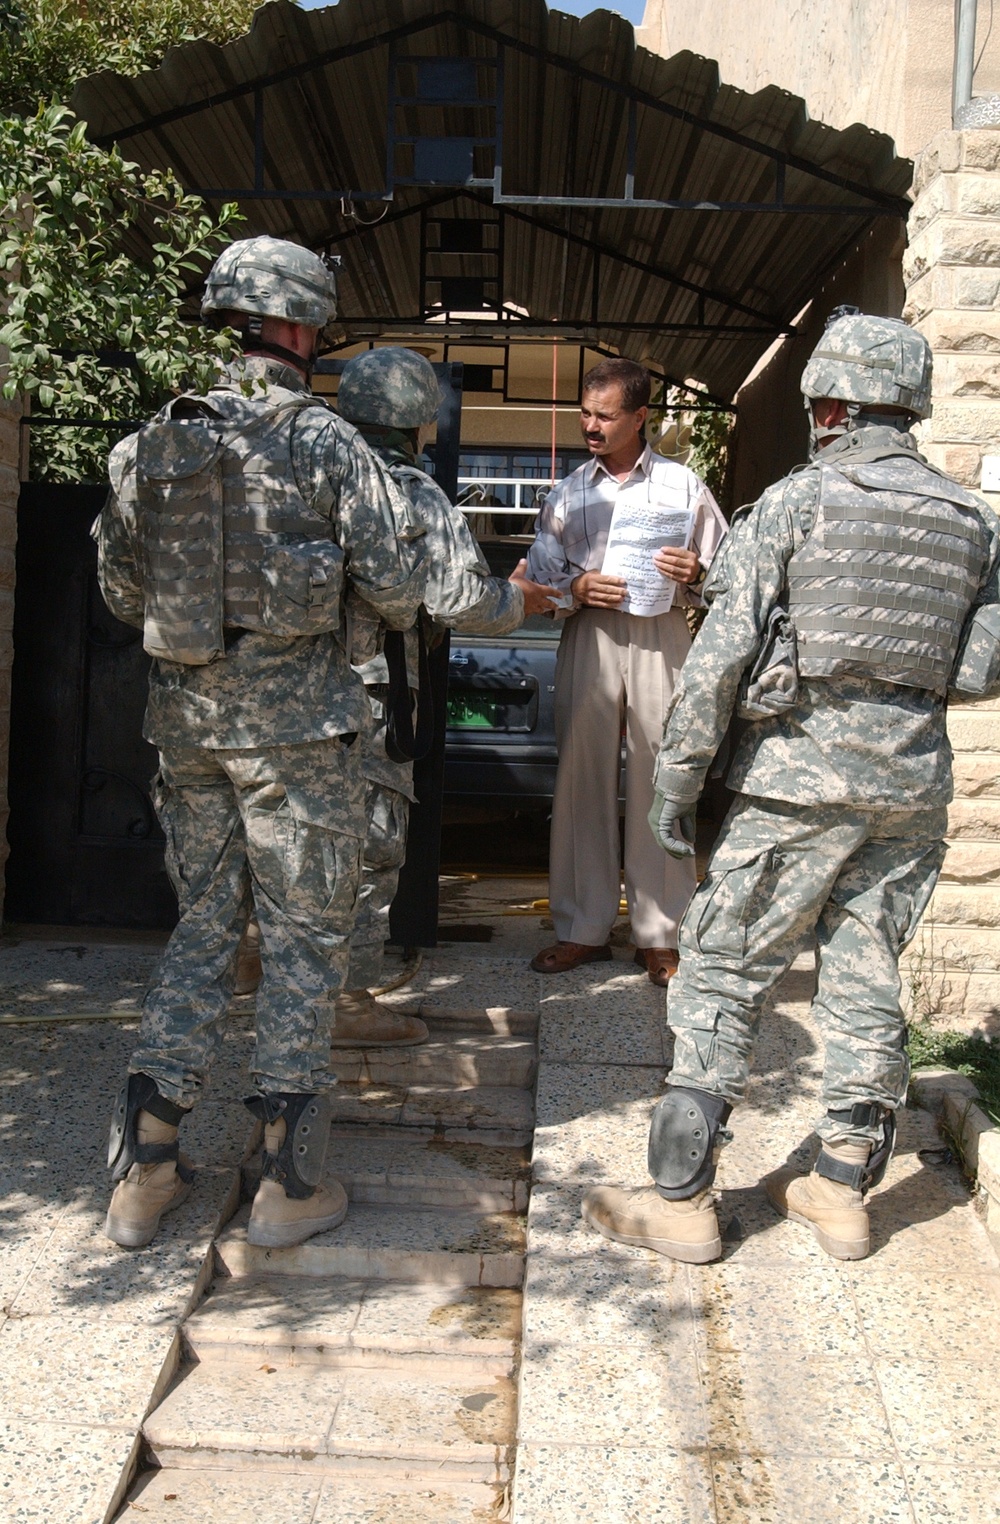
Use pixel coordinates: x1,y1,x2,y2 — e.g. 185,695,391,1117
525,358,728,984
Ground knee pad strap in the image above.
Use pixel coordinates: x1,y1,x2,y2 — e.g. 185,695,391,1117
245,1092,332,1200
819,1105,896,1193
108,1072,190,1182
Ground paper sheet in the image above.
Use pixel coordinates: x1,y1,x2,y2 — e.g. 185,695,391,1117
601,503,696,616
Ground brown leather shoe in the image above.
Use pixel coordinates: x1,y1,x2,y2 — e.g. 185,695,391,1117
634,947,679,986
531,941,613,974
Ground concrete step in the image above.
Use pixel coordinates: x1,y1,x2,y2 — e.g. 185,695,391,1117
215,1201,526,1287
183,1276,520,1371
326,1082,534,1145
144,1360,516,1480
243,1131,531,1211
119,1467,505,1522
330,1032,536,1090
414,1003,538,1037
328,1132,531,1212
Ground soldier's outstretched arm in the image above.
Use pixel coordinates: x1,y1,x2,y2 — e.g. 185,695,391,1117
412,476,529,636
92,435,144,629
653,482,801,810
323,423,428,631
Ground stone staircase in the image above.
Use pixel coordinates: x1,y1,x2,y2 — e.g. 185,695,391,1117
115,1001,536,1522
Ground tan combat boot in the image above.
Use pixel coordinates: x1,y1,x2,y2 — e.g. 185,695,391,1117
234,916,262,996
764,1141,871,1261
582,1184,722,1264
331,988,428,1048
247,1117,348,1248
104,1111,194,1248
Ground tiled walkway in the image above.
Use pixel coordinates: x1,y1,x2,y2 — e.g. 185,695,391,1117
518,952,1000,1523
2,896,999,1522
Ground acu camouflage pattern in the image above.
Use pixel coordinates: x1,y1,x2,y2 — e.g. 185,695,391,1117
96,355,427,1106
785,447,990,694
653,420,1000,1152
666,795,947,1147
337,347,442,430
345,430,524,991
130,737,363,1107
201,236,339,334
654,426,1000,812
97,356,428,751
800,312,933,418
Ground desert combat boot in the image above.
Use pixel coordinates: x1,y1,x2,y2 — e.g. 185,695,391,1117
332,987,428,1048
764,1141,871,1260
247,1117,349,1248
105,1111,194,1248
582,1183,722,1263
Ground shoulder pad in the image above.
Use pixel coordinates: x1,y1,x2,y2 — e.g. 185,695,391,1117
107,431,140,497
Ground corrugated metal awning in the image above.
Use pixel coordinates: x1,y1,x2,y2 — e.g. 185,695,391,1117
71,0,912,402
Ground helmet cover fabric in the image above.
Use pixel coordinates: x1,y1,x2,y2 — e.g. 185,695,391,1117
801,313,932,420
202,236,338,331
338,347,443,429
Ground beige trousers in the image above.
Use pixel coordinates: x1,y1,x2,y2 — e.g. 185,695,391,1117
549,606,697,949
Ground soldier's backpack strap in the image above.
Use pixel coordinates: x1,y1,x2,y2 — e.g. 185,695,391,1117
383,621,434,764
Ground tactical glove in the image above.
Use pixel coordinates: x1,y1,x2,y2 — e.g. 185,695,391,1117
648,790,697,859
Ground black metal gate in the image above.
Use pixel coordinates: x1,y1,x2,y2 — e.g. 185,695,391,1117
6,482,177,927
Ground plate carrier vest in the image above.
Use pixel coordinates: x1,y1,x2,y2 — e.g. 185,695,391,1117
134,386,344,665
786,449,990,695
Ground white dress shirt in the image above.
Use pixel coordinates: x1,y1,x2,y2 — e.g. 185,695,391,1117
525,444,728,609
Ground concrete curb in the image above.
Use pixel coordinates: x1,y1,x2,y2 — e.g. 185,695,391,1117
910,1066,1000,1257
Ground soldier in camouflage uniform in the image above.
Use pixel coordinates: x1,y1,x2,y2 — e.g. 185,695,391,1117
583,310,1000,1264
97,237,427,1251
332,347,559,1044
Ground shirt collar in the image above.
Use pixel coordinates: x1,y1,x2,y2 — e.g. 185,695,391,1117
587,440,653,485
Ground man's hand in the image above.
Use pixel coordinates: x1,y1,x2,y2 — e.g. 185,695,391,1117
508,560,561,616
653,546,702,585
570,570,628,608
648,790,697,858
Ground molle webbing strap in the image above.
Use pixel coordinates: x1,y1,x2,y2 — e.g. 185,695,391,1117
822,498,987,546
819,527,984,571
790,585,964,621
795,640,952,681
788,558,975,599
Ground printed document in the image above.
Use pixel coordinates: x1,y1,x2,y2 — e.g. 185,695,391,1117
601,502,696,616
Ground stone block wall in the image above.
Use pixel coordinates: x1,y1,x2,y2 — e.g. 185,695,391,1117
903,128,1000,1037
0,394,19,922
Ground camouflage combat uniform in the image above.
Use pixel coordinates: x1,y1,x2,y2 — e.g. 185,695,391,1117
656,424,1000,1150
96,356,427,1107
345,428,523,991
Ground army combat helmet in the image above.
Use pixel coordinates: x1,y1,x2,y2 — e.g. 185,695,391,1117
338,347,442,430
801,307,932,452
202,236,339,370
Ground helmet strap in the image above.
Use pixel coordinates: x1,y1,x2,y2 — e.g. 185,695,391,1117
225,315,313,379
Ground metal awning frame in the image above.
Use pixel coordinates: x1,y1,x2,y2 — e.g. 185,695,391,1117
320,188,795,356
95,8,910,220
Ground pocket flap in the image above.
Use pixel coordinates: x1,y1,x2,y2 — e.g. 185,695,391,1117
137,421,223,482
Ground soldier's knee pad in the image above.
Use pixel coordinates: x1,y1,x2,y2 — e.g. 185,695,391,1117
647,1086,733,1199
245,1091,332,1199
108,1071,190,1182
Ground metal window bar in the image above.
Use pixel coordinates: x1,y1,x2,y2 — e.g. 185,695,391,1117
456,474,556,532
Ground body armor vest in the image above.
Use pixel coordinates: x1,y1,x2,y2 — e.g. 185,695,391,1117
786,448,990,695
135,385,344,665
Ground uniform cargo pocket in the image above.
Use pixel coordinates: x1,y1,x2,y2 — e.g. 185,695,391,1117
259,536,345,637
691,846,781,964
